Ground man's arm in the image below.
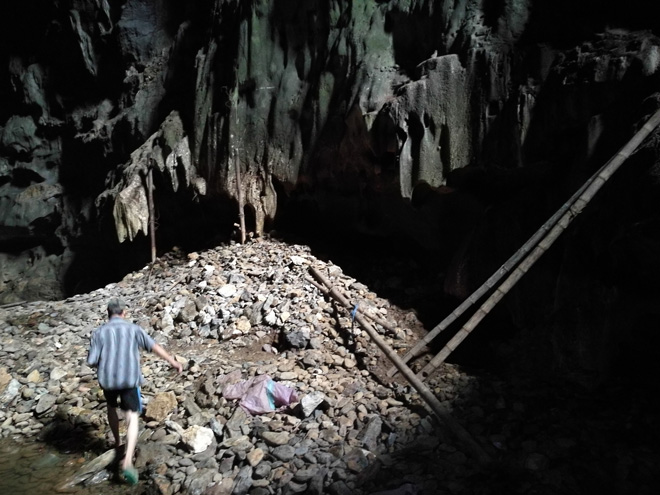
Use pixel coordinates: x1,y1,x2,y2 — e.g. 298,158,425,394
152,343,183,373
87,331,100,366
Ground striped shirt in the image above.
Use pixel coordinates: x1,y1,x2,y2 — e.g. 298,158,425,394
87,316,155,390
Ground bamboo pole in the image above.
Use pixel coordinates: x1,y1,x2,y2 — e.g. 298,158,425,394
235,148,246,244
304,275,402,337
309,266,492,464
416,107,660,379
388,108,660,377
0,301,27,309
147,166,156,263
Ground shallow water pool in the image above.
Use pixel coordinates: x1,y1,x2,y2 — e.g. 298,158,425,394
0,438,139,494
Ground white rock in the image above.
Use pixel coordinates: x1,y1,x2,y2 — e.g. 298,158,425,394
235,317,251,333
301,391,326,417
181,425,215,453
219,284,237,298
289,256,307,266
264,311,277,325
50,368,68,380
161,313,174,329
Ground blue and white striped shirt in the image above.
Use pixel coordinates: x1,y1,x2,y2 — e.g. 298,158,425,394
87,316,155,390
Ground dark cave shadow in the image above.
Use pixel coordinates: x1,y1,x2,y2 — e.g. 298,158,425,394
38,417,109,456
35,416,134,489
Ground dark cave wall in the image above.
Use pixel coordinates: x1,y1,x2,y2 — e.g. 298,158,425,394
2,0,660,382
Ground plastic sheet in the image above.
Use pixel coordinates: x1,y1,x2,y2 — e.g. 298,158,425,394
222,374,298,415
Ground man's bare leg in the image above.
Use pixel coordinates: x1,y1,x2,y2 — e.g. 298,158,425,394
107,406,121,449
122,410,139,471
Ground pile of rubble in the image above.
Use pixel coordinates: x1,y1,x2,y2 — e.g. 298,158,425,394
0,238,487,495
1,237,657,495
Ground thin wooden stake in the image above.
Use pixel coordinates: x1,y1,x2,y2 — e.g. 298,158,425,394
417,107,660,379
304,275,402,338
235,148,246,244
0,301,27,309
309,266,492,464
147,166,156,263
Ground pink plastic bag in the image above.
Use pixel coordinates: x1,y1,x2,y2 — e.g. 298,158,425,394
222,374,298,415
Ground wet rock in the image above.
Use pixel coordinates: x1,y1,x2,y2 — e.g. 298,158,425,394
83,469,112,486
61,449,117,487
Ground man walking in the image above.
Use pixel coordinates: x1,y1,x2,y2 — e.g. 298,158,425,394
87,298,183,485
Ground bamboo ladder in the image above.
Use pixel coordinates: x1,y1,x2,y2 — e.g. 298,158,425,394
396,107,660,380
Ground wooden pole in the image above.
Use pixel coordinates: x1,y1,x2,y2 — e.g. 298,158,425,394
147,166,156,263
309,266,492,464
304,275,402,338
416,107,660,379
0,301,27,309
235,148,246,244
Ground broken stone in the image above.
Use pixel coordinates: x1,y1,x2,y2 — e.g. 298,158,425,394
181,425,215,453
145,391,178,422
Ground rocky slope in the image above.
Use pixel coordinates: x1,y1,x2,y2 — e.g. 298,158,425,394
1,238,658,494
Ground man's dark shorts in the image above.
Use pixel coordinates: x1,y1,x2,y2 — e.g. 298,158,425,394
104,387,142,412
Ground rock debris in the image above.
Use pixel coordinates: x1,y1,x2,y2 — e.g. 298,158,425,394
1,237,657,494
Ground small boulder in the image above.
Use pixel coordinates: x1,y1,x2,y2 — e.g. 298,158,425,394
182,425,215,453
144,391,178,422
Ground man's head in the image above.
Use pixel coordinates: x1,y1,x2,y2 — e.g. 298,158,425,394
107,298,126,319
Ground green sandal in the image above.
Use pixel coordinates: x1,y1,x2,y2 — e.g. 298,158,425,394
123,466,139,485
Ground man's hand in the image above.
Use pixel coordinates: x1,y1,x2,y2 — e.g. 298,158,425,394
152,343,184,373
